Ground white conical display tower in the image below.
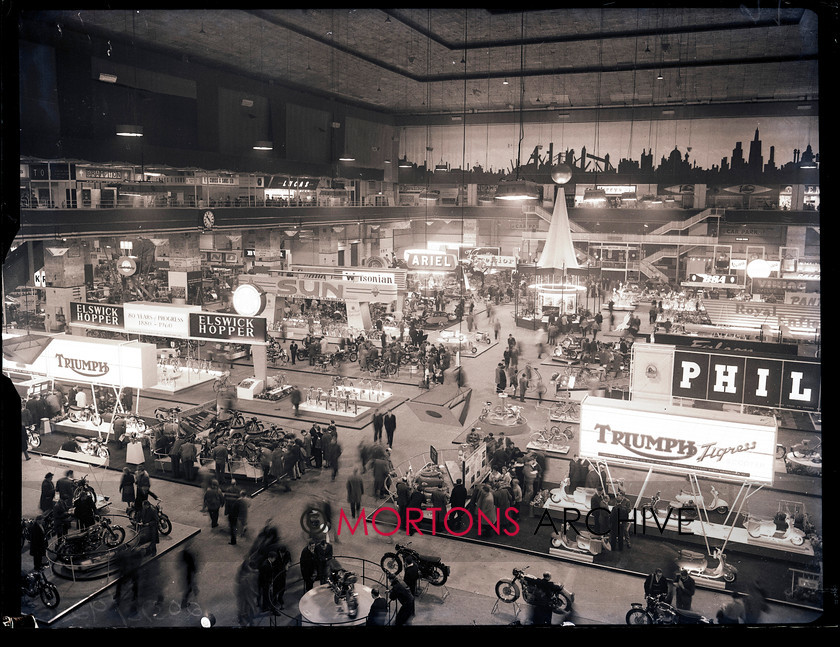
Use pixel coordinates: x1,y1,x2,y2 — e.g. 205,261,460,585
537,187,580,270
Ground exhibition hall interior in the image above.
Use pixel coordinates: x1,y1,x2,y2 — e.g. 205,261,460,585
4,7,830,629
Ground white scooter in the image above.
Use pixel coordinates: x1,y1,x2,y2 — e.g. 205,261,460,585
550,527,604,555
547,478,601,513
744,512,806,546
669,485,728,519
674,547,737,583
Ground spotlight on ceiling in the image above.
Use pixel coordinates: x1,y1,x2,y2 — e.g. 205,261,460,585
495,180,538,201
98,72,118,83
338,154,356,162
398,157,412,168
116,124,144,137
253,141,273,150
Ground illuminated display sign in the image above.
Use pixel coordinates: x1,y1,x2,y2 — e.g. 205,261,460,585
472,254,517,269
686,273,738,285
579,396,777,484
70,302,124,329
672,350,820,412
188,313,267,343
403,250,458,271
123,303,199,338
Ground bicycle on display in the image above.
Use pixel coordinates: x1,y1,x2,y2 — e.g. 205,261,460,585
549,399,581,424
69,405,103,426
213,371,233,393
528,424,574,448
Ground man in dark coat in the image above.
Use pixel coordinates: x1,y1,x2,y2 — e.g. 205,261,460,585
449,479,468,530
568,455,585,492
290,386,302,416
29,516,47,570
388,574,415,626
407,487,426,536
493,486,514,532
180,439,197,481
430,487,449,533
396,477,411,523
673,568,696,610
74,491,97,530
590,486,610,537
39,473,55,513
314,538,334,584
299,539,318,591
225,483,241,545
169,435,185,479
383,410,397,448
644,568,672,603
372,456,390,499
346,468,365,518
366,588,388,626
495,362,507,393
53,497,72,537
289,341,298,365
56,470,75,506
212,443,229,482
310,426,323,468
372,409,384,443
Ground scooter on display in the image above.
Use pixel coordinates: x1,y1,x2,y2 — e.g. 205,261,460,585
668,485,729,519
675,547,737,583
744,512,806,546
547,479,603,513
550,527,604,556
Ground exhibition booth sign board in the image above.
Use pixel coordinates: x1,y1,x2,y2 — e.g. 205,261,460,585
578,396,777,485
123,302,201,338
238,274,397,302
188,312,267,344
24,335,157,389
290,264,408,290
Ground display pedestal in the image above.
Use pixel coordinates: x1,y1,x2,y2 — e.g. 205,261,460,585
237,378,264,400
298,583,374,626
125,441,146,466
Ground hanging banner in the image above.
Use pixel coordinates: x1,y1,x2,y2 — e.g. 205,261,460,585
70,302,124,329
188,312,267,343
239,275,396,302
579,396,777,485
672,349,820,412
27,336,157,389
123,302,199,338
722,184,773,195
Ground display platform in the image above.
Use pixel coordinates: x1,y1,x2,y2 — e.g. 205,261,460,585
21,520,201,625
407,385,472,428
527,441,571,455
145,368,218,394
53,418,112,440
298,583,374,626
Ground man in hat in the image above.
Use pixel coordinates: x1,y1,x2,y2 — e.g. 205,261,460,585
39,473,55,513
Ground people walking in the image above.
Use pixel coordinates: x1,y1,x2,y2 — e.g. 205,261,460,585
673,569,696,610
372,409,384,443
346,468,364,518
384,409,397,448
290,385,302,416
388,573,415,626
119,467,136,513
204,479,224,528
39,472,55,513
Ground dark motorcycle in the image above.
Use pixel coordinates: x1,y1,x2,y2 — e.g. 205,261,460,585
21,569,60,609
128,499,172,536
326,559,359,618
53,516,126,562
380,542,450,586
329,348,358,367
626,593,713,625
495,566,574,614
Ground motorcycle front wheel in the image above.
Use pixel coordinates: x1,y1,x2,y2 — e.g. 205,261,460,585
40,582,60,609
29,432,41,448
104,524,126,547
494,579,520,603
715,505,729,514
97,446,110,459
723,571,736,583
790,534,805,546
158,515,173,536
380,553,403,577
626,609,653,625
426,565,448,586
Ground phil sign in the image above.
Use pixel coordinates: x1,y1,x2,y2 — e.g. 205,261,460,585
578,396,777,484
188,313,267,343
672,350,820,412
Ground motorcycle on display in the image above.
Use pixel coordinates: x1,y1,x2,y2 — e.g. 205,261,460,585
326,559,359,618
53,516,126,562
26,425,41,449
744,511,806,546
73,436,110,460
68,405,102,426
778,440,822,476
495,566,574,614
675,547,737,583
380,542,451,586
626,593,713,625
329,347,358,367
128,499,173,536
667,485,728,519
21,569,60,609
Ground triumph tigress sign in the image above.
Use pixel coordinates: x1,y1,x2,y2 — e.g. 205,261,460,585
578,396,777,484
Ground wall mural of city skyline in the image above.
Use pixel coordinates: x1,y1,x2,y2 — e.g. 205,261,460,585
400,115,819,183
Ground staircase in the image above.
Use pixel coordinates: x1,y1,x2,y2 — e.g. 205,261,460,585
639,257,670,283
523,205,589,233
650,208,725,236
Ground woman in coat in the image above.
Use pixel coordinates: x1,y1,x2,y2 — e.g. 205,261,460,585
119,467,136,513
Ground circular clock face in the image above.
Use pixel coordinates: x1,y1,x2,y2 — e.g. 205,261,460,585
232,284,266,317
203,210,215,228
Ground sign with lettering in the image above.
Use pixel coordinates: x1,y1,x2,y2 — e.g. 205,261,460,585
239,275,396,303
79,168,130,181
579,396,777,484
651,334,798,357
123,302,199,338
752,277,820,294
403,251,458,271
472,254,517,269
785,292,820,307
672,350,820,412
201,176,239,185
188,313,267,343
27,336,157,389
70,302,125,329
723,184,772,195
685,273,739,286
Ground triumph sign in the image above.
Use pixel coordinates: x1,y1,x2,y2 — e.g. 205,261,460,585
578,396,777,484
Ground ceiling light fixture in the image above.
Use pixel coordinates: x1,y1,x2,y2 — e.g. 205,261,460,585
502,78,509,85
253,140,273,150
98,72,118,83
656,72,664,80
398,156,412,168
116,124,144,137
338,154,356,162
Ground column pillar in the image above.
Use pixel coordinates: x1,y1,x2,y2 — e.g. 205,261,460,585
43,240,87,333
164,233,202,304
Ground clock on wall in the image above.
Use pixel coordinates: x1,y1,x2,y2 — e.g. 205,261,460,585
202,210,215,229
